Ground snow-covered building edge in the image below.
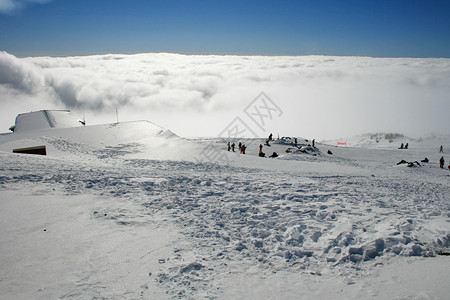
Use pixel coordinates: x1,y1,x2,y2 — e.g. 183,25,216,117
9,110,85,133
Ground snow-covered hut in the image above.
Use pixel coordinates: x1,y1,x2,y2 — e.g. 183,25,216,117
9,110,85,133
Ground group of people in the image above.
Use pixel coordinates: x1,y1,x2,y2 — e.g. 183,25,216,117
399,143,409,149
226,138,449,169
227,142,247,154
438,145,449,169
398,143,448,169
226,140,278,158
438,145,448,169
226,133,280,158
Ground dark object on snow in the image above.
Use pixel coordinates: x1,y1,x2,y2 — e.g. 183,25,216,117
327,150,333,155
259,152,265,157
265,139,270,146
440,145,443,153
259,144,263,153
231,143,235,152
269,152,278,158
405,143,409,149
269,133,273,141
399,143,404,149
312,139,315,148
13,145,46,156
397,160,421,167
436,250,450,256
440,156,445,168
421,158,429,163
407,161,421,167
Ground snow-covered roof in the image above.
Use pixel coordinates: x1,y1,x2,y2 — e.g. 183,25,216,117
10,110,84,133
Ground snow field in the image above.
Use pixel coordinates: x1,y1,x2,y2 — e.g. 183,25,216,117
0,121,449,298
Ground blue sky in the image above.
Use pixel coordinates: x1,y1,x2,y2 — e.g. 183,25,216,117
1,0,450,57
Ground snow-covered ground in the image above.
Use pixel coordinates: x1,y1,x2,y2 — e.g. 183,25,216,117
0,121,449,299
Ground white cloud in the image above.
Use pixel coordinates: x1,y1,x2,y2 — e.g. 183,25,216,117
0,51,45,92
0,52,449,139
0,0,53,14
0,0,14,13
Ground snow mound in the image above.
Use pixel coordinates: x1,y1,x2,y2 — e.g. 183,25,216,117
0,120,195,161
286,145,320,156
10,110,84,133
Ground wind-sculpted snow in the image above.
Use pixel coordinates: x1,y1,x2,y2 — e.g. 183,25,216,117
0,132,449,298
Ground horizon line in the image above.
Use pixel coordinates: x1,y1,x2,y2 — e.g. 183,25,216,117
7,50,450,60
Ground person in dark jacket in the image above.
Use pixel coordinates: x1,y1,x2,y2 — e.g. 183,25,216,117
440,156,445,168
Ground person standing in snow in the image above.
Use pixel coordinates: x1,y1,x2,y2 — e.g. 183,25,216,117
312,139,315,148
238,142,242,152
440,156,445,168
405,143,408,149
440,145,443,153
231,142,235,152
259,144,263,153
269,133,273,141
294,138,297,147
240,144,245,154
399,143,404,149
227,142,231,151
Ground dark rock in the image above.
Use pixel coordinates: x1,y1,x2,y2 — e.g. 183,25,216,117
349,247,363,255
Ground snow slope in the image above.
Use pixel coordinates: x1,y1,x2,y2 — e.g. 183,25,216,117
0,121,449,299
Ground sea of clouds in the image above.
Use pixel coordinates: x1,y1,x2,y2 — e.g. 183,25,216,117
1,51,449,139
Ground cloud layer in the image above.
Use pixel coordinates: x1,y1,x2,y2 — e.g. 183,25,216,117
0,0,52,14
1,51,449,139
